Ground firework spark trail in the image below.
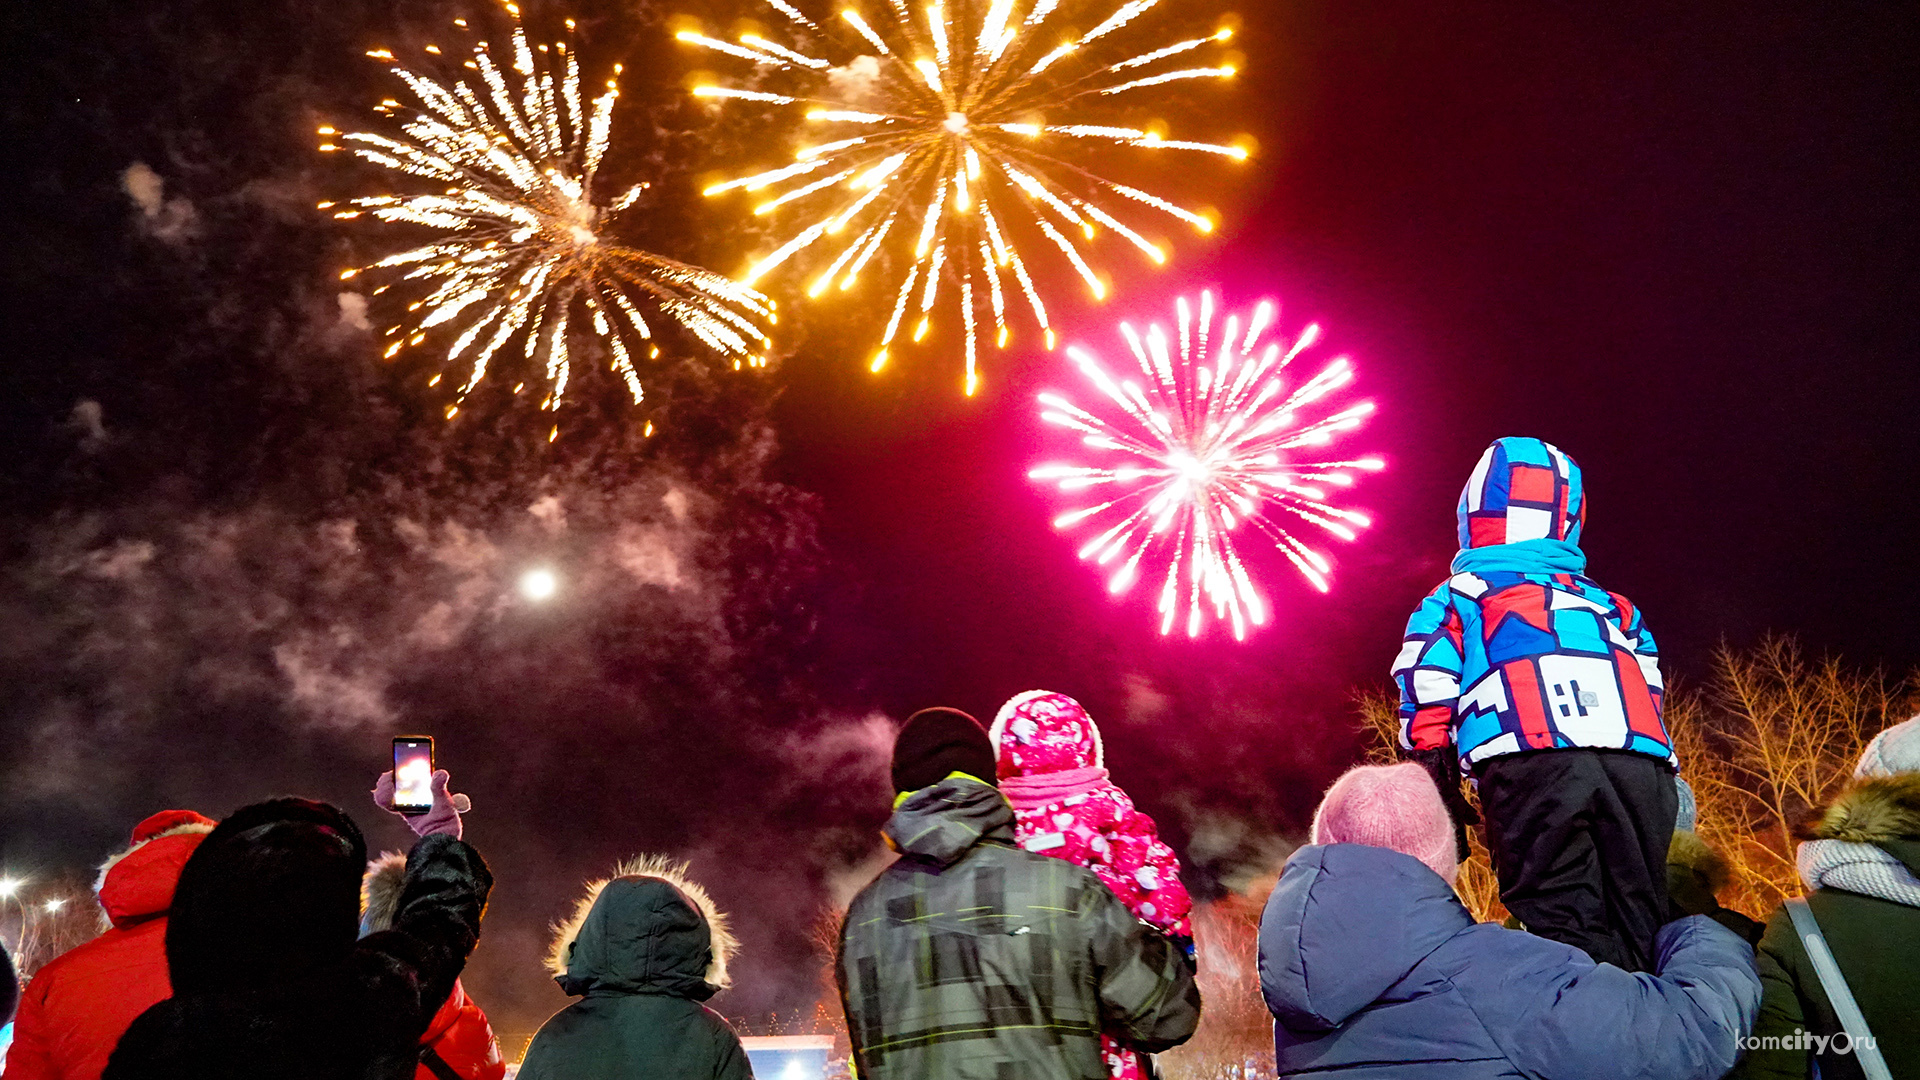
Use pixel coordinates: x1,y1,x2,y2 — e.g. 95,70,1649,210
321,5,775,423
1030,292,1383,640
680,0,1247,395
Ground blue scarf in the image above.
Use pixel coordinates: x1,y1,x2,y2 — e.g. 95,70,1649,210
1451,537,1588,576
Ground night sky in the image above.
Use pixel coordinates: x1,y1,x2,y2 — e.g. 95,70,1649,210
5,0,1918,1043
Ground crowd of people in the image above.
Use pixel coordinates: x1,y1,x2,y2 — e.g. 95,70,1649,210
0,437,1914,1079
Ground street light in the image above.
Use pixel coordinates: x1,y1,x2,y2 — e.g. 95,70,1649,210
44,897,66,913
0,876,23,899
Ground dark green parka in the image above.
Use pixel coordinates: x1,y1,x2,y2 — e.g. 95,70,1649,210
518,858,751,1080
1728,774,1920,1080
837,774,1201,1080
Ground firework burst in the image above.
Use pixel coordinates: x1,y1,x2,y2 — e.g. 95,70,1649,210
321,4,775,420
680,0,1248,395
1030,292,1383,640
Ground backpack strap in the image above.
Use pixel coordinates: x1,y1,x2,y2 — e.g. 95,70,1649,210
1782,898,1893,1080
419,1044,465,1080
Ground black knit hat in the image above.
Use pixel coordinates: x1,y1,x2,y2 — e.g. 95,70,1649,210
892,707,997,794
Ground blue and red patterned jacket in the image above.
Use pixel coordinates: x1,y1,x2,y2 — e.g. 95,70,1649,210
1392,437,1673,769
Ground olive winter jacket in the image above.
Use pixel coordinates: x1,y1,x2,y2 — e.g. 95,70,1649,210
837,775,1200,1080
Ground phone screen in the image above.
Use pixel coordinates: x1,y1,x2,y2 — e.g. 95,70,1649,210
392,737,435,815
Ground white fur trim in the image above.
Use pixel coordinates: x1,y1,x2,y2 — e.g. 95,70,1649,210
546,854,737,990
359,851,409,933
94,821,215,895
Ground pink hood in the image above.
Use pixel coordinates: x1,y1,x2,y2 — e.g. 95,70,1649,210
991,691,1110,807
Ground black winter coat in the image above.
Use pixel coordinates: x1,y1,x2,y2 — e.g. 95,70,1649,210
1729,775,1920,1080
103,799,492,1080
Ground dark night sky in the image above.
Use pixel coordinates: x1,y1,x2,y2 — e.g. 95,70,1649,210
4,0,1918,1041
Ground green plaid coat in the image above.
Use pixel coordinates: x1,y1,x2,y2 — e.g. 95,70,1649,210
837,776,1201,1080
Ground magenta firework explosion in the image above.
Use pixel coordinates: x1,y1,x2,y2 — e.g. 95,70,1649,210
1030,292,1382,639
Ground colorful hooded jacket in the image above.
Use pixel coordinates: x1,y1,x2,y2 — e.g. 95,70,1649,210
3,810,214,1080
1392,437,1672,768
837,775,1200,1080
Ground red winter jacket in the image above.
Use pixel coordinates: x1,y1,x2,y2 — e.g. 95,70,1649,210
2,811,214,1080
416,980,506,1080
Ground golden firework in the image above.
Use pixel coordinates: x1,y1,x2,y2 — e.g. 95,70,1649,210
681,0,1247,395
322,4,775,414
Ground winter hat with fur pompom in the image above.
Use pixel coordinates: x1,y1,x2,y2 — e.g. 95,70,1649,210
1311,762,1460,885
1856,714,1920,778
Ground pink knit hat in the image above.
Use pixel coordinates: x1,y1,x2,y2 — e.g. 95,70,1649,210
1311,762,1460,885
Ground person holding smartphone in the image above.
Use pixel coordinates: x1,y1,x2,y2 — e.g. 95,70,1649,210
102,759,491,1080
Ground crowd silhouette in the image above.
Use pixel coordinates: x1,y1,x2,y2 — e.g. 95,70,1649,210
2,440,1912,1080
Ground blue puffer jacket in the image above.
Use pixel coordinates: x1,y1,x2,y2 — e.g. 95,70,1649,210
1259,844,1759,1079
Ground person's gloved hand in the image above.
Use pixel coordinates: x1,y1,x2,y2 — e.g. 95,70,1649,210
1406,746,1480,863
372,769,471,840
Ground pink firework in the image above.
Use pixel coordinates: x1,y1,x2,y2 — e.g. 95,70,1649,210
1030,292,1383,639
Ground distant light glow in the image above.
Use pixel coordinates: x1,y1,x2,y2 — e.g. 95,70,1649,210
1030,292,1382,639
0,877,22,898
44,897,66,913
520,568,559,601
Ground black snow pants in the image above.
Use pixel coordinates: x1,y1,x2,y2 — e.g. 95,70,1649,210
1475,748,1677,972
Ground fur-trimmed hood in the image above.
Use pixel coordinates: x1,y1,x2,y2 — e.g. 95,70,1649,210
546,856,736,1001
1668,829,1731,897
359,851,409,936
164,798,368,996
95,809,216,929
1813,773,1920,846
1798,773,1920,907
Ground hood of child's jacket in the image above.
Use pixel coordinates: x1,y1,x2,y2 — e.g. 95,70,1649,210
885,775,1016,867
1259,844,1474,1031
164,798,368,996
555,876,724,1000
1456,436,1585,549
96,815,215,928
990,690,1104,776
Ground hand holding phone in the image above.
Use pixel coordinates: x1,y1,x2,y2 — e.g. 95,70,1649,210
391,737,435,816
375,736,470,840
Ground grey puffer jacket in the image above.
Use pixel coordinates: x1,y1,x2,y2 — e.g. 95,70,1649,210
837,775,1200,1080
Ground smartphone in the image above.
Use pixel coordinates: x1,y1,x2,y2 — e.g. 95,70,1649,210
392,736,435,816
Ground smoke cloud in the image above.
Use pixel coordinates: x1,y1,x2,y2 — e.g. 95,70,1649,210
121,161,199,244
3,1,901,1033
